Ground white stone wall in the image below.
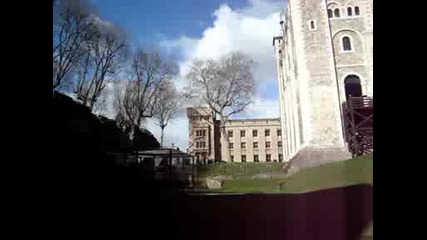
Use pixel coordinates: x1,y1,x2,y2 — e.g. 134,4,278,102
273,0,373,165
327,0,374,102
221,119,283,162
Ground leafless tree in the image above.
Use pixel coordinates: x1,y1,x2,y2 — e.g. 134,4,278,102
185,52,256,161
153,80,180,146
117,48,178,128
74,19,128,111
53,0,95,90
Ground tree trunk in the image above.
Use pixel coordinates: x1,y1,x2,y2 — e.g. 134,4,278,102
219,115,231,162
160,126,165,147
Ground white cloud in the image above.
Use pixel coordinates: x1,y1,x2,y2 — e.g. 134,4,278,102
61,0,283,151
238,94,280,119
160,0,283,93
156,0,283,150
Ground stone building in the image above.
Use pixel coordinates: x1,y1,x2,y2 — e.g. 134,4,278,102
187,107,220,164
273,0,373,167
223,118,283,163
187,107,283,163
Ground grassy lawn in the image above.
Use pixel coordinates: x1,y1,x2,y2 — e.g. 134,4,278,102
200,154,373,194
197,162,286,179
220,178,285,193
279,154,373,193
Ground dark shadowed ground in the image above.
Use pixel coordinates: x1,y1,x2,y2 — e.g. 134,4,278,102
62,184,372,240
171,185,372,240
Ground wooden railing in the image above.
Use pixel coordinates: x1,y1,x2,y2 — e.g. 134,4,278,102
344,96,373,109
342,96,374,157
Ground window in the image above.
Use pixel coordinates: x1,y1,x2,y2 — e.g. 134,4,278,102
241,142,246,149
228,131,233,137
278,141,282,148
254,155,259,162
196,142,206,148
253,142,259,149
265,129,270,137
253,130,258,137
334,9,340,18
231,155,234,162
347,7,352,16
355,6,360,15
240,130,246,137
328,9,333,18
266,154,271,162
342,36,352,51
266,142,271,148
279,154,283,162
241,155,246,162
310,20,315,30
196,130,206,137
229,143,234,149
277,129,282,136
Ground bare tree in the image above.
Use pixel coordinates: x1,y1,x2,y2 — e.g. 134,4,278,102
74,19,128,111
153,80,179,146
53,0,95,90
117,48,178,128
185,52,255,161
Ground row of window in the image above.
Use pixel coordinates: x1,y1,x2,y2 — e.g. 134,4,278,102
231,154,283,162
328,6,360,18
230,141,282,149
196,142,206,148
195,130,206,137
192,115,210,121
228,129,281,138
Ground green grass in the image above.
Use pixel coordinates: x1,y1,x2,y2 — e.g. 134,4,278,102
197,162,286,179
220,178,285,193
279,154,373,193
203,154,373,194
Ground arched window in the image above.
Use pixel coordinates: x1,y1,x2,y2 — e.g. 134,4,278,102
355,6,360,15
328,9,333,18
342,36,352,51
347,7,353,16
334,9,340,18
310,20,315,29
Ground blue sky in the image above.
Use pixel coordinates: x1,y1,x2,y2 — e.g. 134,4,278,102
93,0,247,46
90,0,284,149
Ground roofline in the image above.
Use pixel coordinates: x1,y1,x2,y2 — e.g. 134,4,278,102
227,118,280,122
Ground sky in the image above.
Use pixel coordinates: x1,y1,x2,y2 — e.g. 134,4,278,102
92,0,286,150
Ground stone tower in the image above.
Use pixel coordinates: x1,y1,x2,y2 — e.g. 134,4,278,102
187,107,220,163
273,0,373,168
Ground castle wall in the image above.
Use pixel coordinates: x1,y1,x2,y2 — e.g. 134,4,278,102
273,0,374,167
